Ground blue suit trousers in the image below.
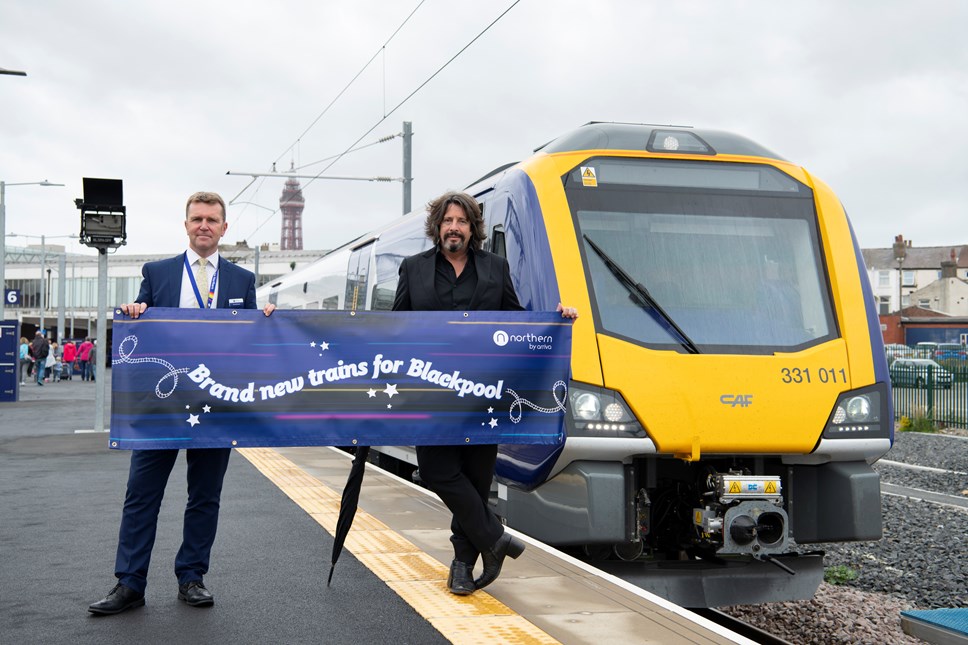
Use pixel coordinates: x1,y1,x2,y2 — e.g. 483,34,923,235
114,448,231,593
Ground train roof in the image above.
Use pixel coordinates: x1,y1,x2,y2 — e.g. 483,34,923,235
536,121,787,161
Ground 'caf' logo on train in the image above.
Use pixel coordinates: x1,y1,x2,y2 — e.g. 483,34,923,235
720,394,753,407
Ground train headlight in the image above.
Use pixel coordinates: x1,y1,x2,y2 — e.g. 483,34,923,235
573,392,602,420
823,385,888,440
567,382,647,438
845,396,871,422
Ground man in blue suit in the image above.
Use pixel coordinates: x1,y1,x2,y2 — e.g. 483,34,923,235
89,192,275,615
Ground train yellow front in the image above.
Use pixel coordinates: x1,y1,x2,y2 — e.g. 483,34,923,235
262,122,893,607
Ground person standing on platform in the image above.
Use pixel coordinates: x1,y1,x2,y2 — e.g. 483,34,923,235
88,191,276,616
62,339,76,381
392,190,578,595
77,337,94,381
30,331,49,386
88,340,97,383
18,336,29,385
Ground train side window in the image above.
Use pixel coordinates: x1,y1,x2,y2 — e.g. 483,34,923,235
344,241,375,311
322,295,339,310
371,280,397,311
491,225,506,258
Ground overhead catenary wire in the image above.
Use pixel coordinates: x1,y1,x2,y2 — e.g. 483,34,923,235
272,0,428,168
286,0,522,194
239,0,522,242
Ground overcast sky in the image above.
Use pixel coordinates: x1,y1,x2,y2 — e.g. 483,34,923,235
3,1,966,259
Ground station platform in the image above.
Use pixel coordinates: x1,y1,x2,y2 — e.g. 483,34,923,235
0,376,751,644
902,608,968,644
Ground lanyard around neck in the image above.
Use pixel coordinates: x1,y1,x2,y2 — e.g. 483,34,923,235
184,254,219,309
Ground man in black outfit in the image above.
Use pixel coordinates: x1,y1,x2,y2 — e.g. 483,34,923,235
393,190,577,595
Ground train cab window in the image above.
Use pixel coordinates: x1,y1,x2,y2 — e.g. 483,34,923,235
566,157,837,354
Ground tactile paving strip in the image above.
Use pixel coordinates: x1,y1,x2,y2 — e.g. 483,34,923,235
239,448,562,645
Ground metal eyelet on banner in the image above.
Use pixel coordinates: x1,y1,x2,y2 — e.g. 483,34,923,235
231,310,238,315
232,440,238,446
465,437,470,443
463,312,469,317
350,311,356,316
352,438,358,445
111,441,118,448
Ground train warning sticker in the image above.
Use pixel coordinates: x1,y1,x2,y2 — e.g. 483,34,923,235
580,166,598,187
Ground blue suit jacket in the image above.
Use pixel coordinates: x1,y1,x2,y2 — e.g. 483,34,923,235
135,253,257,309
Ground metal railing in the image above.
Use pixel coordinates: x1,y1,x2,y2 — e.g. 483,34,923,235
889,359,968,429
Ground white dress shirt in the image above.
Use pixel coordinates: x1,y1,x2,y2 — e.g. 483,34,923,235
180,249,221,309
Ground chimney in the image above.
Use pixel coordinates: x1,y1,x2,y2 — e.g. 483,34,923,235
941,249,957,279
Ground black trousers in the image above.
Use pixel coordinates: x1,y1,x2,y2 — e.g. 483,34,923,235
416,444,503,564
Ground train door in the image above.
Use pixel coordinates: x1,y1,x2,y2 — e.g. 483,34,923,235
344,240,375,311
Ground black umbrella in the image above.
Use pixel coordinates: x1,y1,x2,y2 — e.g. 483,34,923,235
328,445,370,586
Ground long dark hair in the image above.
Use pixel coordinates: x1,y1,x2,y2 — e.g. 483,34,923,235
424,191,487,250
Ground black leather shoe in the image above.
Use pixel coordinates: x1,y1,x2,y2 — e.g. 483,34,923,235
178,580,214,607
474,532,525,590
446,560,476,596
88,583,145,615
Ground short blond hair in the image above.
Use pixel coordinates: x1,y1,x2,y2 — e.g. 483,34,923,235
185,192,226,221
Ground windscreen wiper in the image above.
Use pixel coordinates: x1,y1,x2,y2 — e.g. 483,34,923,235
583,234,700,354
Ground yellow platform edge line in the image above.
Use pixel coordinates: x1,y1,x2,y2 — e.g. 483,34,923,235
238,448,562,645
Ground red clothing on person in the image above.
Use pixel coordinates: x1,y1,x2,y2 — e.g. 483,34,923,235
77,340,94,361
62,342,77,364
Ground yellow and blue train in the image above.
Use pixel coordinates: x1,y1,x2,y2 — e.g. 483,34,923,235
259,122,892,606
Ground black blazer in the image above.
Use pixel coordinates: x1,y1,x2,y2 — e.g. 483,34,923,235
135,253,257,309
392,247,523,312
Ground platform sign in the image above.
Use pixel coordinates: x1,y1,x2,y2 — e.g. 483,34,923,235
4,289,21,307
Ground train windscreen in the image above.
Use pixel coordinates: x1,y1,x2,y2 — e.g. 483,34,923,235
565,158,837,354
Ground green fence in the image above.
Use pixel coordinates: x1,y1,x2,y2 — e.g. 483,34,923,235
889,359,968,429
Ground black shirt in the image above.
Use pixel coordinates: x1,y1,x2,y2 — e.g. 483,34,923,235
434,249,477,310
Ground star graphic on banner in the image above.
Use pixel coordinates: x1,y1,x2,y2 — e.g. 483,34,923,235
202,405,211,413
383,384,398,398
387,404,393,409
487,407,494,414
185,404,190,410
320,341,329,351
310,341,316,348
187,414,200,427
367,389,377,398
488,418,499,429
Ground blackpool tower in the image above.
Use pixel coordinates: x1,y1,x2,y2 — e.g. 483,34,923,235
279,173,304,250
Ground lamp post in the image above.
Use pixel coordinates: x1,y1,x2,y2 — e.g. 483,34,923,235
893,234,908,315
0,180,64,322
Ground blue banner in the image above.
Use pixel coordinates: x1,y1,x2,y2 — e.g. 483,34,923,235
110,308,572,450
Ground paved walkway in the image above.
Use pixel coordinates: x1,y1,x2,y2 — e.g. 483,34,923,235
0,373,448,645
